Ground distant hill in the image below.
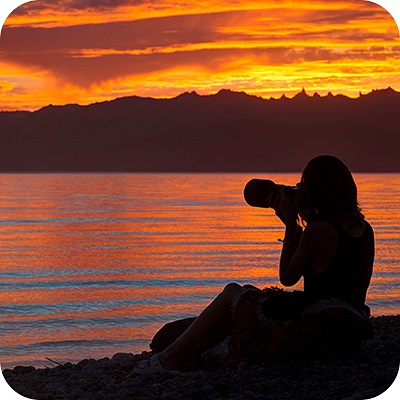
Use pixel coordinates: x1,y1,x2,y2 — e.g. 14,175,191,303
0,88,399,172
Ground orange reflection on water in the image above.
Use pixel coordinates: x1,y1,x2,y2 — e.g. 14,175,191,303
0,285,216,305
0,173,399,368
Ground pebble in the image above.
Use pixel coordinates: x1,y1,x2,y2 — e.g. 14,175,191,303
130,388,157,398
23,389,38,398
70,387,86,398
161,391,183,400
202,383,215,392
3,315,399,400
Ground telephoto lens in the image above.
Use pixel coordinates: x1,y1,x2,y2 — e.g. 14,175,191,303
244,179,297,209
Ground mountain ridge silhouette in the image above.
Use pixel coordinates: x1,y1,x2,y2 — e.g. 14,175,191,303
0,88,399,172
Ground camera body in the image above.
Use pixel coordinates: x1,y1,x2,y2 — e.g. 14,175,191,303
244,179,298,209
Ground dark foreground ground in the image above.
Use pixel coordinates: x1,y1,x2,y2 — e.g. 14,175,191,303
2,315,400,400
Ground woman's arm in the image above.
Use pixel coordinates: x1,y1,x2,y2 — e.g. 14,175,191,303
279,224,313,286
274,189,305,286
277,189,338,286
279,221,338,286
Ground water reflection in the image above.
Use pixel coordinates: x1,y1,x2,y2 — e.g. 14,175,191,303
0,173,399,367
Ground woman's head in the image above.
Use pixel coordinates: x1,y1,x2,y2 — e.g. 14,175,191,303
296,155,363,222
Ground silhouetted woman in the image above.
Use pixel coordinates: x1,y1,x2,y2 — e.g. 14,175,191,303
134,155,375,374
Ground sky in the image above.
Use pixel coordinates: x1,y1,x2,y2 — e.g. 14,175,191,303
0,0,399,111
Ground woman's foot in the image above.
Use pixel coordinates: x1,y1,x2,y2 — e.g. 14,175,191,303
133,353,178,375
158,351,182,371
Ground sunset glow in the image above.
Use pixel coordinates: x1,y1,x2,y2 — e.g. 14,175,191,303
0,0,399,110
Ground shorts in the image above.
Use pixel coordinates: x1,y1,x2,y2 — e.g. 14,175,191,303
226,285,374,365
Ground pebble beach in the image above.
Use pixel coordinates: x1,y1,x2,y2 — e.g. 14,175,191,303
2,315,399,400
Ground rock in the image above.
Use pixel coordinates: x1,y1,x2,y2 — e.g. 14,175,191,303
35,394,52,400
95,391,105,400
14,385,27,394
2,368,13,377
242,390,256,398
23,388,38,398
77,359,90,367
82,364,98,375
13,366,36,375
338,365,355,377
340,395,364,400
160,391,183,400
130,388,157,398
373,372,386,388
106,382,118,391
62,362,73,369
202,383,215,392
70,387,86,398
2,315,399,400
110,353,135,367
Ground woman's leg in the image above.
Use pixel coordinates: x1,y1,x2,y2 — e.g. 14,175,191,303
159,282,242,370
177,320,231,371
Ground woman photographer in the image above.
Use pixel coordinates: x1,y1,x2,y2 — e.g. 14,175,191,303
134,155,375,374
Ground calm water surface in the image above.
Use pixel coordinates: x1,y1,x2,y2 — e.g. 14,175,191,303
0,173,399,368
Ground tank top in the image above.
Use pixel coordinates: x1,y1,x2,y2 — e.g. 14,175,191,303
303,220,374,311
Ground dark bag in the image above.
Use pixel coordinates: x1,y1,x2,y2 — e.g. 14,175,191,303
150,317,196,352
261,290,306,320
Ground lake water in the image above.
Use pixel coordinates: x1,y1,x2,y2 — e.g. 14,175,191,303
0,173,399,369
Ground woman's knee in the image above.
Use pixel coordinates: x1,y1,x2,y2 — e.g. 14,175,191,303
220,282,242,303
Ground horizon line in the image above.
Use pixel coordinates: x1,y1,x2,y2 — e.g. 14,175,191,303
0,86,398,113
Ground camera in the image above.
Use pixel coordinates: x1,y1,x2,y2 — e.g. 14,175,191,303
244,179,298,209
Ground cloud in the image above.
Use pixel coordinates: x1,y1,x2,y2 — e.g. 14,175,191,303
0,0,399,110
2,11,237,53
2,5,396,54
12,0,149,14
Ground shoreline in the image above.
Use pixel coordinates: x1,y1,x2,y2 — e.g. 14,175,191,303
2,315,400,400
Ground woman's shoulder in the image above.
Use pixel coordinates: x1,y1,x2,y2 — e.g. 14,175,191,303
305,220,337,233
306,217,372,239
302,220,338,244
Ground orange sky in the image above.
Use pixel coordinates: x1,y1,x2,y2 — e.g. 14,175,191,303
0,0,399,111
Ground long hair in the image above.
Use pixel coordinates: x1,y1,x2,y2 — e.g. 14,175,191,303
296,155,364,223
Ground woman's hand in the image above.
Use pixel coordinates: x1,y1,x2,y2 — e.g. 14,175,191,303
275,187,298,227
